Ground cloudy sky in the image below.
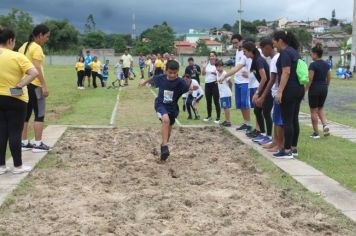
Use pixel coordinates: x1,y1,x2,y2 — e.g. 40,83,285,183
0,0,353,34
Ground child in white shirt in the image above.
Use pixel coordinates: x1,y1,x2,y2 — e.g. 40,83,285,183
216,60,233,127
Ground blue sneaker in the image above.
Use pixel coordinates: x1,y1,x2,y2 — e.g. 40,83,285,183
252,134,266,143
273,150,294,159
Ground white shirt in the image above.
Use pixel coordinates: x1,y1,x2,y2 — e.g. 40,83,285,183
114,63,122,75
217,71,232,98
149,61,154,73
121,54,133,68
234,49,251,84
248,73,259,89
204,63,217,83
190,79,204,97
270,53,280,97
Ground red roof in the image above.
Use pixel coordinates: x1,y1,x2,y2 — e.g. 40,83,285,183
175,41,197,47
200,38,222,46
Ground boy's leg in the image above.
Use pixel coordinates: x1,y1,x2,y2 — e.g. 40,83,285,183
161,114,171,146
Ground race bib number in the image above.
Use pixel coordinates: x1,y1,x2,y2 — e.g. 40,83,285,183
163,90,174,104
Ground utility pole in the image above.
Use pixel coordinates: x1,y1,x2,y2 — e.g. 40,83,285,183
131,13,136,41
238,0,243,34
352,0,356,71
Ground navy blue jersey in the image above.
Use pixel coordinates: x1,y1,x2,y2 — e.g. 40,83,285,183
309,60,330,88
277,46,302,88
153,74,190,112
185,64,201,83
251,56,270,91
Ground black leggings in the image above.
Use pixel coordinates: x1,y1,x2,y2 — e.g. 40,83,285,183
186,94,198,118
77,71,85,87
205,82,220,119
254,92,274,136
0,96,27,167
280,86,305,149
92,71,104,88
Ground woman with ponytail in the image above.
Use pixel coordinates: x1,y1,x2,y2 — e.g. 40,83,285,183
242,41,273,143
305,43,331,139
273,31,304,159
0,28,39,174
18,24,51,152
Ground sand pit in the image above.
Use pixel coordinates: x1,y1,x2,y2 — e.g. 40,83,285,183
0,127,352,235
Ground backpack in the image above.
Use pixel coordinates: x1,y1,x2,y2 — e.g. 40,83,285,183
296,59,309,85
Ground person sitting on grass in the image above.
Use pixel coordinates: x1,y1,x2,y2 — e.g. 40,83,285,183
345,66,353,80
139,60,190,161
183,74,203,120
216,60,233,127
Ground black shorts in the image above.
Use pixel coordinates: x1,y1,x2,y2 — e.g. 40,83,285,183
26,83,46,122
308,85,328,109
85,68,92,77
156,106,178,126
122,68,130,79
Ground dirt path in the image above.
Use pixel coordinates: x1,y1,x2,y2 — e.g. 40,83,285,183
0,127,353,236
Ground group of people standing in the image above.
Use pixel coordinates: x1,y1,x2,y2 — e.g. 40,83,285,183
0,25,52,175
75,49,134,89
196,32,331,159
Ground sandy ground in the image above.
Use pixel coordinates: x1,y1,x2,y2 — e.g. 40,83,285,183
0,127,352,236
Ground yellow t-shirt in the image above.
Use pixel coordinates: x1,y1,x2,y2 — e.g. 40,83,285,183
154,60,164,70
18,42,45,87
89,61,101,72
75,62,85,72
0,48,34,103
144,59,151,70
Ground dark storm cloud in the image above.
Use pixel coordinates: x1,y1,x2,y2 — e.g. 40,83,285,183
0,0,353,34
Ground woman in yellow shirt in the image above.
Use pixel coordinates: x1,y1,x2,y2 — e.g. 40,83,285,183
75,56,85,89
0,28,39,174
89,56,104,88
18,24,51,153
154,54,164,75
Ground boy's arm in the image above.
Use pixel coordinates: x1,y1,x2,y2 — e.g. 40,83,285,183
223,63,244,79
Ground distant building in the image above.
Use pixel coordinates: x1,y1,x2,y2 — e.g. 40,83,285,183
209,28,233,41
185,29,210,43
313,33,349,58
200,38,223,53
174,41,197,55
277,18,288,29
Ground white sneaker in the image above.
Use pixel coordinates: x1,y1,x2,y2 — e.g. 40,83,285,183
12,165,32,174
214,120,221,124
203,117,212,122
323,125,330,137
0,166,10,175
77,87,81,90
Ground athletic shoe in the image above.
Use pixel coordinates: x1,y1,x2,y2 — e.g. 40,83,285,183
246,129,260,138
310,132,320,139
187,116,192,120
203,117,212,122
0,166,10,175
77,87,81,90
236,124,250,131
214,120,221,124
22,142,34,151
160,145,170,161
252,134,266,143
258,137,272,145
221,121,232,127
12,165,32,174
323,125,330,137
32,142,52,153
273,150,294,159
291,149,298,157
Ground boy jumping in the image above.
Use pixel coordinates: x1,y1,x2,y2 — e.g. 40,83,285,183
140,60,190,161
